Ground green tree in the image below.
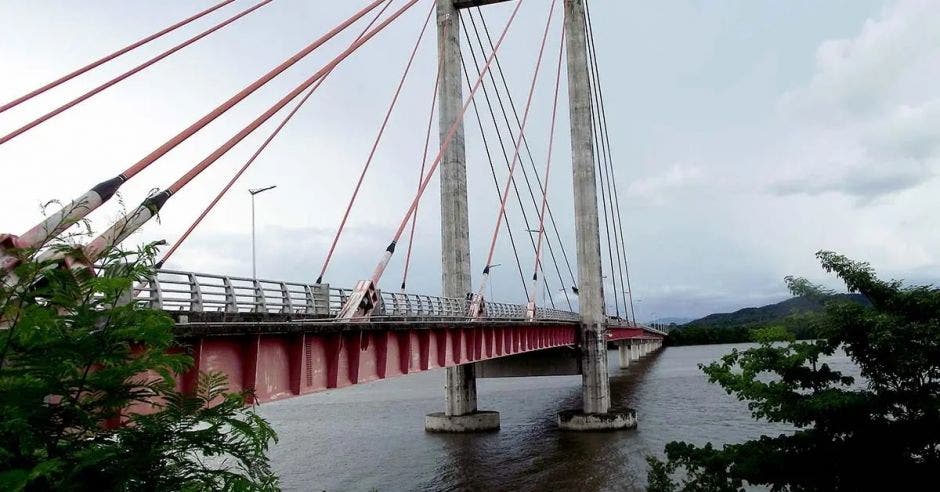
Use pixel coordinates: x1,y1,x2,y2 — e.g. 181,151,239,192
665,325,752,346
648,251,940,491
748,325,795,343
0,242,278,491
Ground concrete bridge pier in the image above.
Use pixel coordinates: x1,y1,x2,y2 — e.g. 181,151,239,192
618,341,631,368
557,0,635,432
425,0,498,433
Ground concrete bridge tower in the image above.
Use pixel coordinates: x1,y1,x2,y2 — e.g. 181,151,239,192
424,0,500,433
557,0,635,430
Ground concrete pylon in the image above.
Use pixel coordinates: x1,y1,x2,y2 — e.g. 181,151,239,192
618,342,630,369
425,0,498,433
557,0,634,431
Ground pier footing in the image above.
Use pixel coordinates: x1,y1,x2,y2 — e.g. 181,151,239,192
425,411,500,433
557,409,637,431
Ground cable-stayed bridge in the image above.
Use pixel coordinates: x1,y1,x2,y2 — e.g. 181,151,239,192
1,0,664,432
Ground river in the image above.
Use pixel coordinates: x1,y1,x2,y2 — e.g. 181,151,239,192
259,343,853,491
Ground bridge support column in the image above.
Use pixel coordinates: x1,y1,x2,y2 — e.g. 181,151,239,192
618,341,630,369
425,0,498,433
557,0,634,432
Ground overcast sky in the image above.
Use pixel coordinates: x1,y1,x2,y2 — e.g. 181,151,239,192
2,0,938,321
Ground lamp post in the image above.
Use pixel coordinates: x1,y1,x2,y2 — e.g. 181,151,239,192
487,263,501,301
601,274,612,318
523,227,542,289
249,185,276,280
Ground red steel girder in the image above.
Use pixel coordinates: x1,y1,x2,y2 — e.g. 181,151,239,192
174,321,576,403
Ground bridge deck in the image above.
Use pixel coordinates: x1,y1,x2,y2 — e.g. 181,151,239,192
170,311,657,404
147,269,661,404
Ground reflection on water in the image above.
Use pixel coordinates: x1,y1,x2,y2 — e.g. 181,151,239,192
259,343,849,491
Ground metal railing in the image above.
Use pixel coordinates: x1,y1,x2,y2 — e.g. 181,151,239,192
134,268,582,322
135,269,331,315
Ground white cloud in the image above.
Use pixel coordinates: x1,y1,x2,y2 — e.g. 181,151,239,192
782,0,940,119
865,99,940,160
772,0,940,201
627,163,704,201
855,223,935,269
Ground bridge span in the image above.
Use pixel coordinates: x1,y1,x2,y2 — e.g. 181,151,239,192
141,268,663,408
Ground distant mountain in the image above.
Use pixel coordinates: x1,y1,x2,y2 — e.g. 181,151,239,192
682,294,869,329
651,316,694,325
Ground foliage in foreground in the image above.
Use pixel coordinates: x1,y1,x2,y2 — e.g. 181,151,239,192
0,243,278,491
648,251,940,491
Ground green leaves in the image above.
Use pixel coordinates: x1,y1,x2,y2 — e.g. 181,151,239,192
101,372,279,491
749,325,796,343
649,251,940,490
0,242,279,490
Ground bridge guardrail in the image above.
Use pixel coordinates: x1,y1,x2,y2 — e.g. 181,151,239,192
135,268,583,322
135,270,332,315
381,291,466,318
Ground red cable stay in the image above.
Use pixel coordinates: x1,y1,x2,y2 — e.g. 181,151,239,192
2,0,388,271
0,0,272,146
0,0,235,114
164,0,419,196
526,27,566,319
156,0,396,269
72,0,422,266
401,23,447,291
315,0,436,285
468,0,558,318
336,0,525,320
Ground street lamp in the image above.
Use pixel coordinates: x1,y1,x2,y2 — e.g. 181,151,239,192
600,275,616,318
622,289,634,322
487,263,501,301
249,185,276,280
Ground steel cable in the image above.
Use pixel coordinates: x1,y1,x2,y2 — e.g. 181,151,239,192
470,9,578,296
0,0,236,114
459,13,560,307
156,0,396,269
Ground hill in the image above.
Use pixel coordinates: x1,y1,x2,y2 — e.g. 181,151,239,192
664,294,871,346
682,294,868,329
652,316,694,325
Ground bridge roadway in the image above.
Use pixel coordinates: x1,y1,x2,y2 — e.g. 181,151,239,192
142,269,663,403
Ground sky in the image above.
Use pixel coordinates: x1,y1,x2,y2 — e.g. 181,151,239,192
2,0,938,322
